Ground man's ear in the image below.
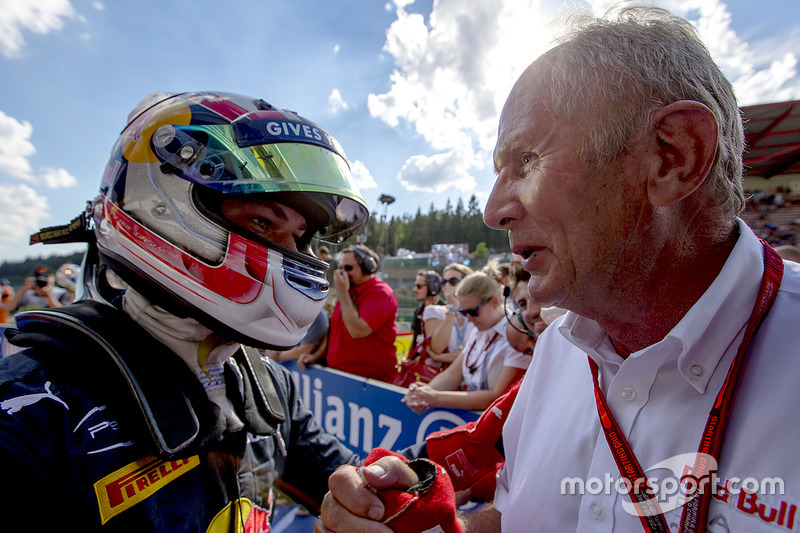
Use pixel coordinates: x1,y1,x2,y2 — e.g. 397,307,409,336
647,100,718,207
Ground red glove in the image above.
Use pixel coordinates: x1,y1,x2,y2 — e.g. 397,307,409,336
424,380,522,500
361,448,462,533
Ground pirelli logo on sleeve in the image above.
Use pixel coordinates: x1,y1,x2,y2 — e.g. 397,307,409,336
94,455,200,524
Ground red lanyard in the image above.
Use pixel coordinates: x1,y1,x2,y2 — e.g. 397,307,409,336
465,331,500,374
589,239,784,533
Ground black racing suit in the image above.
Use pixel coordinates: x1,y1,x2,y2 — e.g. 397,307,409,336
0,300,360,531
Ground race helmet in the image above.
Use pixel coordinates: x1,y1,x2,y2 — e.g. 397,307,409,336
55,263,80,292
91,91,368,349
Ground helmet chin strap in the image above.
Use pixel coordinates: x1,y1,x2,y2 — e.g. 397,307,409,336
122,287,245,432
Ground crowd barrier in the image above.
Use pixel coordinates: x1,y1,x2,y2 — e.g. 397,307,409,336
283,360,478,455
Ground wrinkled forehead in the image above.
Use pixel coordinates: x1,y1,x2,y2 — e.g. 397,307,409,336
494,62,558,157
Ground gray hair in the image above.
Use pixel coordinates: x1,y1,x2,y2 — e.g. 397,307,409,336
536,5,745,217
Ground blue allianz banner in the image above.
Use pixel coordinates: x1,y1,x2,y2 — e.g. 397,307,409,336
282,361,480,456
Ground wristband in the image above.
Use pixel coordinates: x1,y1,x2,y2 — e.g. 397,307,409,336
360,448,463,533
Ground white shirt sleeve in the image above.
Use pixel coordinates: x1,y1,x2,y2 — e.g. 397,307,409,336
422,304,446,322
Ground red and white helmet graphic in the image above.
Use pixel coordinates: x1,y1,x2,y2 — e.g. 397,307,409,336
93,91,368,349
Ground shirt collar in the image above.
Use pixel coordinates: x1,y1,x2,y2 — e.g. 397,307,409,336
559,219,764,393
491,314,509,338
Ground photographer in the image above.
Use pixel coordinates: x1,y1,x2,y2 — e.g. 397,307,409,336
3,266,71,314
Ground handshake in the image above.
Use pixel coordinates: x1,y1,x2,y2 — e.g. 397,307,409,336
318,381,521,532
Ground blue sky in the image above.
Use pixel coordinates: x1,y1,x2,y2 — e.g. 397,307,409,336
1,0,799,262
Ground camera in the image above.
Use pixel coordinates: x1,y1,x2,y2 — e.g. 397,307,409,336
33,267,51,289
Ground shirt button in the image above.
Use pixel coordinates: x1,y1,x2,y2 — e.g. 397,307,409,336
590,503,604,518
690,364,703,377
621,387,636,401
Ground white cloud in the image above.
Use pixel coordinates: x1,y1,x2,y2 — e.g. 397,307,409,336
328,88,350,114
333,44,340,54
41,167,77,188
350,160,378,190
372,0,558,195
0,109,77,187
374,0,800,198
0,183,50,242
590,0,800,105
397,151,477,193
0,110,35,180
92,1,104,10
0,0,78,58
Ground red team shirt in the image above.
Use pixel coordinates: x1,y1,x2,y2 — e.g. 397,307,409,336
327,277,398,383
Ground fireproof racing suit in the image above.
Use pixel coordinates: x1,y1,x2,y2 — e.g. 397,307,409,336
0,300,360,531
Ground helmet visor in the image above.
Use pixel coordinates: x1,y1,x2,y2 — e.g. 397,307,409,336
151,124,368,243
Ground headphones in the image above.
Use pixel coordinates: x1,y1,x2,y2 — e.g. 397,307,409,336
348,246,378,274
423,271,441,296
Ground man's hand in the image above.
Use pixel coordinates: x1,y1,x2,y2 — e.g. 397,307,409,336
333,268,351,295
20,277,35,295
316,456,419,533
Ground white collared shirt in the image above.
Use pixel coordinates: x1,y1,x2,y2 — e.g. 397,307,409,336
496,220,800,532
460,317,531,391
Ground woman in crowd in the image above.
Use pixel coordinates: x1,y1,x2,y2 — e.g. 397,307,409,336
409,269,443,353
424,263,475,365
402,266,531,414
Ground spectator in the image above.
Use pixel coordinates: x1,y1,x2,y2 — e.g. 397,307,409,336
319,5,800,533
0,279,13,324
327,245,399,382
504,265,546,355
264,307,330,370
775,244,800,263
427,263,476,364
317,245,337,315
54,262,80,304
5,266,71,313
402,267,531,414
496,261,513,289
409,269,442,352
0,91,368,529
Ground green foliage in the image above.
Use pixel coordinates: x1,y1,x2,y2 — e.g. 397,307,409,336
358,194,510,256
473,242,490,259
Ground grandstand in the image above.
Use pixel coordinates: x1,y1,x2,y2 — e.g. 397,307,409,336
741,99,800,246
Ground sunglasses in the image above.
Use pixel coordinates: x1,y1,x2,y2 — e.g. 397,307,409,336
414,283,426,289
440,277,461,287
458,297,491,317
342,264,355,272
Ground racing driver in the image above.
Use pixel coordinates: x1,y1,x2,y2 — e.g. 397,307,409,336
0,91,368,531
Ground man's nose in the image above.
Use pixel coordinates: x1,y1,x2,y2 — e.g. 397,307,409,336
270,231,298,252
484,174,521,230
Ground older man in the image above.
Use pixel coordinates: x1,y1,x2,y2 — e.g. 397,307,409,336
317,6,800,533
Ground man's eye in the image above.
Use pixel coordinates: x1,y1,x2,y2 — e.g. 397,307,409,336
518,300,527,310
252,217,271,231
